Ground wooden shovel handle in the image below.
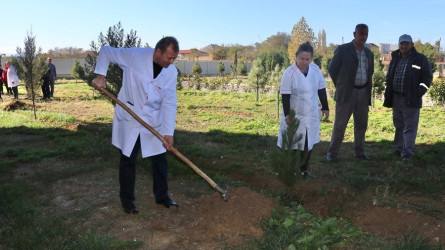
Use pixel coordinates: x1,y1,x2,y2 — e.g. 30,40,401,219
98,87,226,198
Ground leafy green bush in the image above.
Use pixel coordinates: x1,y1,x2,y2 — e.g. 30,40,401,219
429,77,445,106
253,205,364,249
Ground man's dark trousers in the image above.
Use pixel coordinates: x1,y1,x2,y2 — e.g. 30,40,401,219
119,136,169,203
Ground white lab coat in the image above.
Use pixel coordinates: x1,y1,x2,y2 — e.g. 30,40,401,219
277,63,326,150
94,46,178,158
7,65,19,87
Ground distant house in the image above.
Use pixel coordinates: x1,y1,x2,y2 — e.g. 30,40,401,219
178,49,209,61
380,43,399,61
200,44,221,60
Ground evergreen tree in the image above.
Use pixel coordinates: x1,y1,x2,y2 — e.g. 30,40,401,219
80,22,141,101
270,109,302,195
14,30,48,119
192,61,202,75
71,59,85,84
237,61,247,75
217,61,225,76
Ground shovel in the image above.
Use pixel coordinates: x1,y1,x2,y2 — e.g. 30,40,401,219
98,87,228,201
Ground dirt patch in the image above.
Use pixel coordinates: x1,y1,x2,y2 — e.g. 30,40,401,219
3,100,35,111
185,187,275,244
105,187,275,249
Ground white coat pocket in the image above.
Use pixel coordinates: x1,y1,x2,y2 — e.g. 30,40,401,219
142,80,163,129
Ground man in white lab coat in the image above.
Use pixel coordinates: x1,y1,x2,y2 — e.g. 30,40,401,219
6,61,19,99
92,37,180,214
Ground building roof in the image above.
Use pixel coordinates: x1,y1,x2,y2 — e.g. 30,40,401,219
200,44,220,53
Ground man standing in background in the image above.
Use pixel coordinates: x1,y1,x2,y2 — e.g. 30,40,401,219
383,34,432,163
47,57,57,98
327,24,374,162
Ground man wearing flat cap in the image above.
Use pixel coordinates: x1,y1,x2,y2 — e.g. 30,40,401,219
383,34,432,163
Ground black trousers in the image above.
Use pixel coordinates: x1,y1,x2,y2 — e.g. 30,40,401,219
3,81,12,94
42,78,50,98
11,86,18,99
119,136,169,203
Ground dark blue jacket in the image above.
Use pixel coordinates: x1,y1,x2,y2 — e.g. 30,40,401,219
384,47,432,108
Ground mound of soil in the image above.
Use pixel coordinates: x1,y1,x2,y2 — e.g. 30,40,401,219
3,100,32,111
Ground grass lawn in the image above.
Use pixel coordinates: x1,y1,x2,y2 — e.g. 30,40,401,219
0,81,444,249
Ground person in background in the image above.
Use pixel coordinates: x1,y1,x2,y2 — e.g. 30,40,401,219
47,57,57,98
326,24,374,162
41,71,51,100
0,64,2,100
0,64,3,96
2,63,11,95
383,34,433,163
92,36,180,214
277,42,329,178
6,61,19,99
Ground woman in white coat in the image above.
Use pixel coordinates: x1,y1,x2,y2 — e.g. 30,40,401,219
92,37,180,214
6,61,19,99
277,42,329,178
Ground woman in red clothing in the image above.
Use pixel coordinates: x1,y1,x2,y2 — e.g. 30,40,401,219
2,63,11,95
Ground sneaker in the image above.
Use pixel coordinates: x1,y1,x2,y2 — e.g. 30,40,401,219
301,171,314,179
327,153,336,162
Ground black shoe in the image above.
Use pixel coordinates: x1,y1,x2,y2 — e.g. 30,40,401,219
156,198,179,208
402,156,412,164
393,150,401,156
327,153,336,162
355,154,370,160
122,202,139,214
300,171,314,179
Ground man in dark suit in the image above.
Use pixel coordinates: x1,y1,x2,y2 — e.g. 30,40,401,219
327,24,374,161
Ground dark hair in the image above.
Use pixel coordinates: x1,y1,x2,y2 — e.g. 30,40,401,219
295,42,314,57
355,24,368,33
155,36,179,53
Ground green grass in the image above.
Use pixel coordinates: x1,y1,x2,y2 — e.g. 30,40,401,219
1,80,444,249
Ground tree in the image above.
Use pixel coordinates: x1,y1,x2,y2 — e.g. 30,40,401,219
248,58,267,91
288,17,316,63
45,47,87,58
270,109,302,197
248,49,289,93
237,61,247,75
230,49,238,78
257,32,290,54
14,30,48,119
317,29,327,56
80,22,142,100
187,48,201,61
71,59,85,84
192,61,202,75
370,46,385,98
217,62,225,76
414,40,438,73
212,46,227,60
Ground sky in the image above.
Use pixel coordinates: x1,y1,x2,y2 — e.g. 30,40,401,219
2,0,444,56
